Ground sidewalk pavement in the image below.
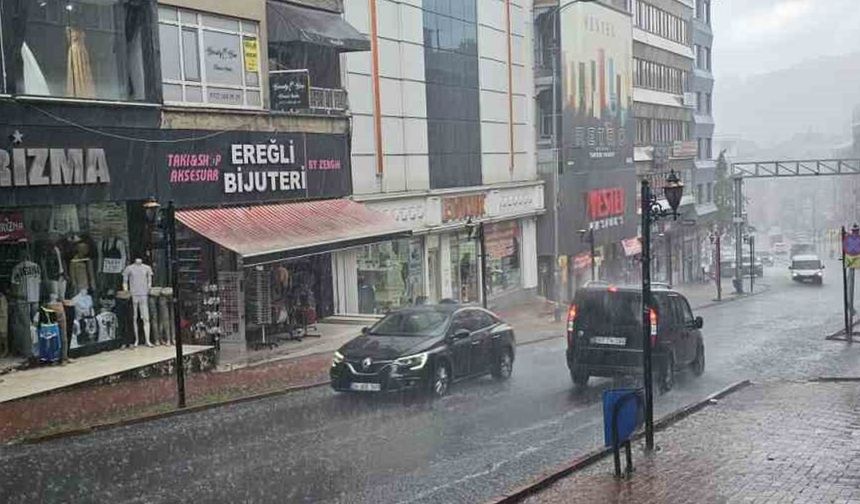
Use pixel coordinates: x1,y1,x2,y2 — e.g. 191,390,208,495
523,380,860,504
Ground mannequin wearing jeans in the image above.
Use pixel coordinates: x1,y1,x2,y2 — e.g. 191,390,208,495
158,287,173,345
123,259,153,347
148,287,162,344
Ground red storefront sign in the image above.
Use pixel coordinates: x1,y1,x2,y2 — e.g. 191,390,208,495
442,194,485,223
621,237,642,257
0,212,26,243
588,187,625,220
573,252,592,271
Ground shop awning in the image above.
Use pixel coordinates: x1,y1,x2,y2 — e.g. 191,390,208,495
267,1,371,52
177,200,411,266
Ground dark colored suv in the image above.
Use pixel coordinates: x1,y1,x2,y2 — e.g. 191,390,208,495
331,305,516,397
566,285,705,392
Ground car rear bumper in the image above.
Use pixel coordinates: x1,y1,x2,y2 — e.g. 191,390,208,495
567,347,668,377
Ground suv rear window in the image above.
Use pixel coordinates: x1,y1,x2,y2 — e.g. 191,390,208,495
577,291,641,332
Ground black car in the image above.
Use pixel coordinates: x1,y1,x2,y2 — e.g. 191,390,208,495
330,305,516,397
566,285,705,392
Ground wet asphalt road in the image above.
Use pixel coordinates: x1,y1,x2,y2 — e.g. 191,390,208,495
4,260,860,504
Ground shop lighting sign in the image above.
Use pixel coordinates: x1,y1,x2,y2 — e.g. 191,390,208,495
0,148,111,188
587,187,625,230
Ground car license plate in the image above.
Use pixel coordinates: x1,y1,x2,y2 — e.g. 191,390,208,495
590,336,626,346
350,382,381,392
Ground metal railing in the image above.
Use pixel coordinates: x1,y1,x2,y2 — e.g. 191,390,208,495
309,87,349,113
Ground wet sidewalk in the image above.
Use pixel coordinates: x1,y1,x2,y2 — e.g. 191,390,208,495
523,380,860,503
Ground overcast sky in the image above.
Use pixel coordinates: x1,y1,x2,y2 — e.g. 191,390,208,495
713,0,860,81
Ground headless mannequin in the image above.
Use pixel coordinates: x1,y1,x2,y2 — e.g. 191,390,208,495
123,258,153,347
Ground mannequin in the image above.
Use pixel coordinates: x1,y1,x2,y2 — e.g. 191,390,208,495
123,258,153,347
11,249,41,357
99,235,127,292
158,287,173,345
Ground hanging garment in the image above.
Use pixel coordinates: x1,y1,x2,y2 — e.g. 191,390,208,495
46,300,68,361
48,206,80,235
69,258,95,294
66,28,95,99
11,302,37,358
96,310,118,342
157,290,171,344
21,42,50,95
100,238,126,275
114,291,133,347
148,289,162,344
11,260,42,303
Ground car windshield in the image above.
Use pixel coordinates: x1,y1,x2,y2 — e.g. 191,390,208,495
369,310,450,336
793,261,821,269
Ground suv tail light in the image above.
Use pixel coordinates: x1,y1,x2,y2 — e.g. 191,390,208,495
566,304,578,345
649,308,658,347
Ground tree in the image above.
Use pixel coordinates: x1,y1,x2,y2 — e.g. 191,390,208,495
713,149,734,232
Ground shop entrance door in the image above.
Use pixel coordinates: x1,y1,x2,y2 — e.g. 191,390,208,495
427,248,441,303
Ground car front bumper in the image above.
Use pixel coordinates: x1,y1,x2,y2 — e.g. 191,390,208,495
330,362,430,393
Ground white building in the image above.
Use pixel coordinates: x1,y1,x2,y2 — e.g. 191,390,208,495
331,0,544,314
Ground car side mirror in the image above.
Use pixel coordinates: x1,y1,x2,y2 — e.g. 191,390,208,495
788,266,793,270
822,265,826,269
361,326,369,335
694,316,704,329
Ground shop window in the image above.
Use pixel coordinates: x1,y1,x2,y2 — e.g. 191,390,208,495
357,238,425,314
0,203,130,359
158,6,261,108
485,222,522,298
450,234,479,304
3,0,154,101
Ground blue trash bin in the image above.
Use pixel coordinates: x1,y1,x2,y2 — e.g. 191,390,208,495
602,388,644,448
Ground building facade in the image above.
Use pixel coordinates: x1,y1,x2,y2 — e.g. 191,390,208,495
630,0,698,285
338,0,543,314
534,0,639,301
0,0,406,363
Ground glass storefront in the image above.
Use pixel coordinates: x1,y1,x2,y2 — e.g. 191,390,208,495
484,221,522,298
450,233,479,303
356,238,424,314
0,203,131,359
243,254,333,346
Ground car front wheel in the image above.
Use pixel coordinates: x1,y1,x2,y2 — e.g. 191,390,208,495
430,362,450,397
491,348,513,380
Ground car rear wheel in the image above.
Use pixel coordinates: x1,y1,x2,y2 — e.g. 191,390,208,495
491,348,513,380
430,362,450,398
691,342,705,377
570,366,589,387
657,354,675,393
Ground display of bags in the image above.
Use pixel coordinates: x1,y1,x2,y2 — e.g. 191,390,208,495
38,323,62,364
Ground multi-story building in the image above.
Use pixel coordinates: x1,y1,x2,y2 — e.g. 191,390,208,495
0,0,410,364
338,0,543,313
534,0,639,301
630,0,698,285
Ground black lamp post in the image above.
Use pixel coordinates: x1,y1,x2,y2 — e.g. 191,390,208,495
143,197,187,409
640,170,684,451
578,228,596,281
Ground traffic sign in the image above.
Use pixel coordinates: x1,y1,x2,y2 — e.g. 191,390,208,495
844,231,860,269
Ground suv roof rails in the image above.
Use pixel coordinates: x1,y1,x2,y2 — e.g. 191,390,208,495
583,280,611,287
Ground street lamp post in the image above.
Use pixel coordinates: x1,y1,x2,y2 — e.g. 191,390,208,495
710,231,722,301
640,170,684,451
143,198,187,408
548,0,598,320
578,228,596,281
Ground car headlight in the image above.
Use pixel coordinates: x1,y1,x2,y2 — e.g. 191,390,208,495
394,352,429,371
332,351,344,367
816,271,823,276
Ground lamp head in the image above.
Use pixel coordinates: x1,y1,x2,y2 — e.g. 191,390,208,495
143,197,161,224
664,170,684,215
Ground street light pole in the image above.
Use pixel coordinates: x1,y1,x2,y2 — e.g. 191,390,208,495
640,171,684,451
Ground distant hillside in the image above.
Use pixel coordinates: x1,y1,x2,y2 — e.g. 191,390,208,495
714,52,860,148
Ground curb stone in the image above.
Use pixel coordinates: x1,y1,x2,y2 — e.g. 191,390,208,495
485,380,753,504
